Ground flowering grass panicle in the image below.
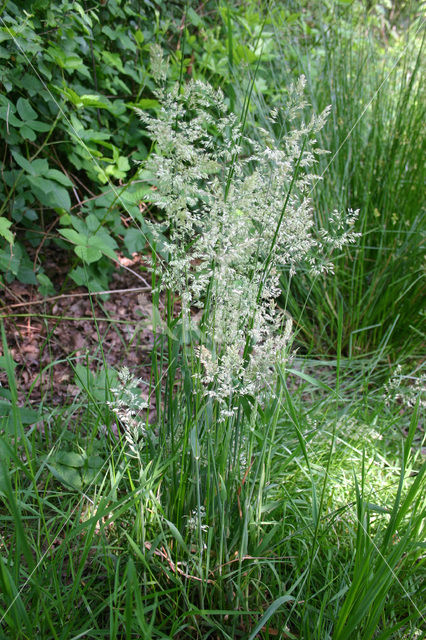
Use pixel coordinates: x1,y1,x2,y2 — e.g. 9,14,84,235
383,364,426,409
107,367,148,458
135,47,359,414
185,506,209,534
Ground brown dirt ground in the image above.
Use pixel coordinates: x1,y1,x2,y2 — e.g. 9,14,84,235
0,248,156,409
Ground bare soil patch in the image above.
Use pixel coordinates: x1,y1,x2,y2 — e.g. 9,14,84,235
0,250,155,408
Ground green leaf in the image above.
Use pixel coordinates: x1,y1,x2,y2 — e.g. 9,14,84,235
75,244,102,264
16,97,37,121
56,84,83,107
0,105,22,127
16,262,37,285
59,228,84,246
131,98,160,110
0,355,16,370
25,120,51,132
163,519,190,554
47,462,82,490
19,124,36,141
55,451,85,467
0,439,11,493
0,402,42,435
21,73,43,94
87,455,104,469
102,25,119,40
79,94,112,109
134,29,144,45
187,7,203,27
47,46,84,71
11,151,46,175
123,228,145,254
69,265,110,292
28,176,71,210
36,273,55,296
86,214,100,232
102,50,124,72
0,244,21,276
116,156,130,172
284,367,339,397
49,183,71,210
45,169,73,187
88,235,117,261
0,217,14,244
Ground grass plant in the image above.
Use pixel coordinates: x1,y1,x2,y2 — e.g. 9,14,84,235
0,3,425,639
263,3,426,356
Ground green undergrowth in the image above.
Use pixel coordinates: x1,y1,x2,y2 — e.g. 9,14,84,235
0,324,424,639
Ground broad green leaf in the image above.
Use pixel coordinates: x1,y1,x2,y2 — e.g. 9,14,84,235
11,151,47,175
75,244,102,264
28,176,71,210
45,169,73,187
82,467,101,485
117,156,130,171
124,227,145,254
87,235,117,260
134,29,144,45
0,29,13,43
0,244,21,276
21,73,43,94
79,94,111,109
47,46,85,72
19,124,36,141
70,265,110,292
69,215,88,234
0,402,42,435
86,213,100,232
36,273,55,296
16,262,37,284
87,455,104,469
187,7,203,27
56,84,83,107
61,227,111,262
47,462,82,490
59,228,84,246
55,451,85,467
0,106,21,127
102,25,119,40
102,50,124,72
0,217,14,244
16,97,37,121
48,183,71,210
25,120,51,132
131,98,160,110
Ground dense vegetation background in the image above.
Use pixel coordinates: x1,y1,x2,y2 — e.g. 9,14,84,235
0,1,424,639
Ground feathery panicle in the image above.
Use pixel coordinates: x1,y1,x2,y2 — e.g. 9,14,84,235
134,47,359,415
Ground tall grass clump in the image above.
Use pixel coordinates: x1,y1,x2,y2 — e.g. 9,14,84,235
107,45,359,634
1,40,424,640
254,3,425,356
